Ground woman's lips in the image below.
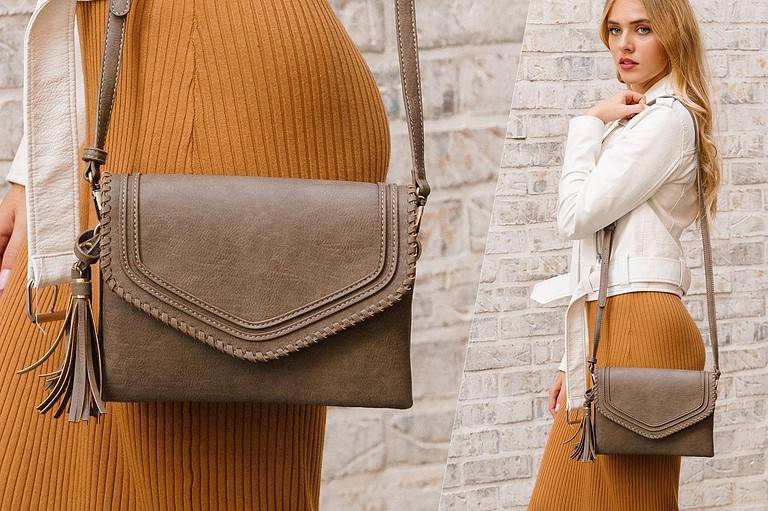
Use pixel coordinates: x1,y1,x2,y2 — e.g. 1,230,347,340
620,59,638,70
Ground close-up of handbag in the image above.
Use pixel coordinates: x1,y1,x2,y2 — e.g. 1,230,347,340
568,95,722,461
18,0,430,421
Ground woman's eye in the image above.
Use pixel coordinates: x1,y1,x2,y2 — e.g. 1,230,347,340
609,27,620,35
637,26,651,34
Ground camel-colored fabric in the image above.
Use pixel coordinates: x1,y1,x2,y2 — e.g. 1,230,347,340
528,291,707,510
0,0,390,509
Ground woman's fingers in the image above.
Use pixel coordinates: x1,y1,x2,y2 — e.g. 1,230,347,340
0,186,26,296
548,372,563,418
0,223,24,296
548,387,558,418
617,89,645,109
621,89,645,104
1,219,24,270
0,231,9,266
0,203,13,296
622,101,646,120
605,93,646,122
590,90,647,123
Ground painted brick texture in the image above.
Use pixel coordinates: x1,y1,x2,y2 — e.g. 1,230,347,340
324,1,524,508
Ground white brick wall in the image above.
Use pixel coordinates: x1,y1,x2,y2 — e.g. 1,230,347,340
440,0,768,509
324,1,525,508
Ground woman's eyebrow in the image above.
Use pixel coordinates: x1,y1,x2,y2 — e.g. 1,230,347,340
607,18,651,25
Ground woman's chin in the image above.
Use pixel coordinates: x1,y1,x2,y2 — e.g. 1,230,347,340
618,70,647,87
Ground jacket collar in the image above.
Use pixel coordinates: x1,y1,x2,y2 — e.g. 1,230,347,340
643,72,676,105
602,72,676,140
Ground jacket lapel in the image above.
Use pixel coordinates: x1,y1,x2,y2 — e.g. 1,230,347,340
600,75,675,143
601,118,622,142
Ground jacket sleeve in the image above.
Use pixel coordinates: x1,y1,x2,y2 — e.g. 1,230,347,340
556,106,686,240
5,14,86,190
558,351,567,372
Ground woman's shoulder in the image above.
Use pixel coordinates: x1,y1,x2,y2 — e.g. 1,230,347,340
623,97,696,152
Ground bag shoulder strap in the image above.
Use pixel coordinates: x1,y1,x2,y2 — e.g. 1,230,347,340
81,0,430,214
589,94,721,382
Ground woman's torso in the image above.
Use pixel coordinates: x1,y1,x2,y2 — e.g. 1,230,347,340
581,98,699,301
601,97,699,241
75,0,390,193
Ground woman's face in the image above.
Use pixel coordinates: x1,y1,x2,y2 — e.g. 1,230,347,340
606,0,668,92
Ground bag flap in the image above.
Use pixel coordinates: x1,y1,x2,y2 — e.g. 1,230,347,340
593,367,717,439
99,171,418,362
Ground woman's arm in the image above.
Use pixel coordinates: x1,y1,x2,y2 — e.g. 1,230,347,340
5,135,27,187
556,104,688,240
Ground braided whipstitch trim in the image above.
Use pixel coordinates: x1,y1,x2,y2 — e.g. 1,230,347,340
592,368,717,439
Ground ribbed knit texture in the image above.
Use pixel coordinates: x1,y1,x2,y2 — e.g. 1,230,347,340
0,0,390,509
528,291,707,510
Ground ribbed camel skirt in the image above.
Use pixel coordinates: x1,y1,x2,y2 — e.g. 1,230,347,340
0,0,390,509
528,291,707,511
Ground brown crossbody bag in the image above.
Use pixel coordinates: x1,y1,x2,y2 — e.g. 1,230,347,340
19,0,429,421
568,95,721,461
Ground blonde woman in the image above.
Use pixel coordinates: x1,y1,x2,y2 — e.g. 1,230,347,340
527,0,720,508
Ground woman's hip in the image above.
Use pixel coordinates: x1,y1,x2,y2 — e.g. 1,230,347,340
585,291,706,371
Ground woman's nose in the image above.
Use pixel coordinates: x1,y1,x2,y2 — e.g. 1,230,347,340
619,33,634,51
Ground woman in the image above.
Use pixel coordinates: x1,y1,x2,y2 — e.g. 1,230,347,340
0,0,390,508
527,0,720,508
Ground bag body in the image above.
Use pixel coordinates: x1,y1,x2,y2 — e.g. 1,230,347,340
568,95,722,461
592,367,716,456
99,174,418,407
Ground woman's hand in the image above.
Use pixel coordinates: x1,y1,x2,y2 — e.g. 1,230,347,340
0,184,27,299
548,370,566,419
586,89,646,124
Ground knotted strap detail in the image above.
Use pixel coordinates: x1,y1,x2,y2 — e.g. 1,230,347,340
82,147,107,165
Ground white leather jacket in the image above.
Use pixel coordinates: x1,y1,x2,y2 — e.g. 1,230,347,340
6,0,91,289
530,72,705,415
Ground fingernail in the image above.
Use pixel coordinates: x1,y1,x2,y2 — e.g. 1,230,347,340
0,269,10,291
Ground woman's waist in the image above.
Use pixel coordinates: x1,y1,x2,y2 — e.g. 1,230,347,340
531,253,690,305
584,282,684,302
583,253,690,296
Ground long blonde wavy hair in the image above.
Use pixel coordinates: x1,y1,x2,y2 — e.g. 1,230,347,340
598,0,720,226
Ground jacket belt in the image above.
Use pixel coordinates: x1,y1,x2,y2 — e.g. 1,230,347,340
531,255,690,304
587,254,690,292
530,255,690,417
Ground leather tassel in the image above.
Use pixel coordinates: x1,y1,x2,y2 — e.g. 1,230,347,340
568,400,597,462
561,384,598,462
18,264,107,422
